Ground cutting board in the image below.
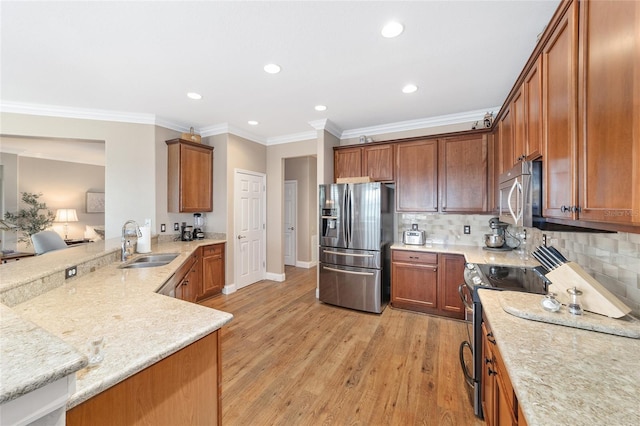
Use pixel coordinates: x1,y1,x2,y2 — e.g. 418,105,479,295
499,291,640,339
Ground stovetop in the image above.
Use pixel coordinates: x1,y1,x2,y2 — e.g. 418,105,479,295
463,263,548,301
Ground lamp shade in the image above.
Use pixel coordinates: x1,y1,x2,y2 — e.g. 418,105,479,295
55,208,78,223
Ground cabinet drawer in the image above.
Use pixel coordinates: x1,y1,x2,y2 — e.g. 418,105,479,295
392,250,437,265
202,243,224,257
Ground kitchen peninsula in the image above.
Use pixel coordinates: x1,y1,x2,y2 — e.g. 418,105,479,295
0,238,232,425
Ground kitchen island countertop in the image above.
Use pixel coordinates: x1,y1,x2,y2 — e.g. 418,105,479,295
1,238,233,409
479,289,640,426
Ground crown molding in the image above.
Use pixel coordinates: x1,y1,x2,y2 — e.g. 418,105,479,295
266,131,317,146
0,101,160,126
340,106,501,139
308,119,342,139
199,123,267,145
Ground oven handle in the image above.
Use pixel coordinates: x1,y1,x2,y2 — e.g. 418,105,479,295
322,265,374,276
459,341,475,387
458,284,473,311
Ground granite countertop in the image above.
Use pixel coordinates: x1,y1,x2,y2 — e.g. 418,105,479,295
391,242,541,268
0,238,233,409
478,289,640,426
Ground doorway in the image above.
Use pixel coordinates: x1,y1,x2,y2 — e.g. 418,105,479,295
234,169,266,289
284,180,297,266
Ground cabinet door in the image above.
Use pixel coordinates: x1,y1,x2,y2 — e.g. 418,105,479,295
334,147,362,181
362,144,394,182
437,254,465,319
498,106,514,175
439,135,488,213
512,88,526,163
481,323,496,426
524,56,543,160
577,0,640,224
396,139,438,212
543,1,578,219
167,139,214,213
391,255,439,313
200,243,225,300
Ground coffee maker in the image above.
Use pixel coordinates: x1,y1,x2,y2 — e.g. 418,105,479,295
180,222,193,241
483,217,512,251
193,213,205,240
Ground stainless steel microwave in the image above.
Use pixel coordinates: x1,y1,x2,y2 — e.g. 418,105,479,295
498,162,533,227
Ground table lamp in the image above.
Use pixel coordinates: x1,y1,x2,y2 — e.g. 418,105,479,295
55,208,78,240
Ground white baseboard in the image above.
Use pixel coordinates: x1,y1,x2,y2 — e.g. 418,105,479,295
265,271,286,282
295,260,317,269
222,283,237,294
315,286,319,299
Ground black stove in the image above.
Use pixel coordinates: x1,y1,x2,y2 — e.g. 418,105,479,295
459,262,549,419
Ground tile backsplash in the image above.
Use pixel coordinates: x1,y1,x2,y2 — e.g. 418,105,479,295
397,213,640,316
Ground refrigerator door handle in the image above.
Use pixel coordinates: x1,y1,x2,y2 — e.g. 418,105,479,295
347,187,353,247
322,250,374,258
342,187,349,246
322,265,375,276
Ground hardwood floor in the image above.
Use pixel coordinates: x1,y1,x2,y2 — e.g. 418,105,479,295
201,266,484,426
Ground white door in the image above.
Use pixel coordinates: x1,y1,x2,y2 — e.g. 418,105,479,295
284,180,297,266
234,170,266,289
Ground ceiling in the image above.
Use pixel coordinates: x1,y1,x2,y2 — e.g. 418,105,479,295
1,0,560,149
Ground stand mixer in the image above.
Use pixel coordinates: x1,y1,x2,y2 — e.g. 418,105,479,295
483,217,512,251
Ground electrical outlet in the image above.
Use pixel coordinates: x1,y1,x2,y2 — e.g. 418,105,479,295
173,223,179,231
65,266,77,279
463,225,471,234
542,234,547,247
160,224,166,232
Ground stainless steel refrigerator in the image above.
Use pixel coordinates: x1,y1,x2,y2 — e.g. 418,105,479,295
318,182,394,313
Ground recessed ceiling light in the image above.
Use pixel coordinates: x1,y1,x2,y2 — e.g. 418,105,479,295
264,63,281,74
381,21,404,38
187,92,202,100
402,84,418,94
248,120,259,126
315,105,327,111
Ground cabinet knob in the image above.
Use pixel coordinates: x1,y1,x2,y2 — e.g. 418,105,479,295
560,205,570,213
571,205,582,213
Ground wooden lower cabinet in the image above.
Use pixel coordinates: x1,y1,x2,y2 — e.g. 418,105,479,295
67,331,221,426
199,243,225,300
391,250,465,319
482,316,525,426
174,254,200,303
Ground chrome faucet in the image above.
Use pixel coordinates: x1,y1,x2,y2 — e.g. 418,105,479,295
121,220,142,262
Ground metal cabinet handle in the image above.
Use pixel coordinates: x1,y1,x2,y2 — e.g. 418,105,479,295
571,205,582,213
488,368,497,376
560,205,570,213
487,331,496,345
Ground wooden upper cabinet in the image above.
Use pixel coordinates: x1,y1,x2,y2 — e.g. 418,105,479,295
334,146,362,180
167,139,213,213
524,55,543,160
542,0,578,220
498,106,514,175
439,135,488,213
334,144,394,182
577,0,640,225
362,144,394,181
512,88,526,164
396,139,438,212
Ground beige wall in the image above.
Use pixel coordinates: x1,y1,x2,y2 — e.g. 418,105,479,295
17,157,104,243
266,139,316,276
285,156,317,263
1,112,156,238
0,152,19,249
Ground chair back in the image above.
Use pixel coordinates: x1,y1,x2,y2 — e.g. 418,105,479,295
31,231,68,255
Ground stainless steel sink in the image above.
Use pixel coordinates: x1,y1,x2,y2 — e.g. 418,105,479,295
119,253,179,269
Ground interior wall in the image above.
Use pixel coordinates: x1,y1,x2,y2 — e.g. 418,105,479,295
225,134,267,286
154,126,186,237
266,139,316,277
284,156,317,263
17,157,105,243
0,152,19,250
0,112,156,239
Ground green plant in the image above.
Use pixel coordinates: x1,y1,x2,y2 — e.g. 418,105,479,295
4,192,56,245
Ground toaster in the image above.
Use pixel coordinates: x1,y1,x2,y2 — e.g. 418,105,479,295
403,230,426,245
